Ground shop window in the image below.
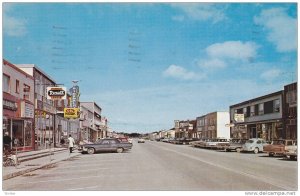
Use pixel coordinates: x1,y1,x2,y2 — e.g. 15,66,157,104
3,74,10,93
273,99,280,112
250,105,255,116
258,103,264,115
264,100,273,114
16,80,20,93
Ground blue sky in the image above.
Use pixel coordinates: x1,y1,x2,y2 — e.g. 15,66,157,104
3,3,297,133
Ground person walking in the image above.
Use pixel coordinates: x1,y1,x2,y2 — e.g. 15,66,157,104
68,134,75,153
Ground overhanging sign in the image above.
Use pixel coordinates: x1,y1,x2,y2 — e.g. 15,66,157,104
234,114,245,123
47,87,67,100
64,108,79,118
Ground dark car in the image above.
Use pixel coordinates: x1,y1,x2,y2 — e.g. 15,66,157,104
81,138,133,154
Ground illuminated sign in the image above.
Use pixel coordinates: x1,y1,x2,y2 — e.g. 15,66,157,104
47,87,67,100
64,108,79,118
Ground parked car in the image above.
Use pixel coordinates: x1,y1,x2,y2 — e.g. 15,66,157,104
284,145,297,160
174,138,200,145
81,138,133,154
161,138,171,143
138,138,145,143
205,138,229,149
241,138,268,154
263,139,296,157
190,138,210,148
221,139,248,152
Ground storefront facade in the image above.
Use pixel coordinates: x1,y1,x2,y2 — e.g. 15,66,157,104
3,60,35,151
17,64,57,149
230,91,284,141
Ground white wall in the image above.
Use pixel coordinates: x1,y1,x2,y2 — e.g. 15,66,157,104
217,112,230,139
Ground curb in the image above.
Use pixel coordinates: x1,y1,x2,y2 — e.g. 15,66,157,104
19,149,68,163
3,153,81,180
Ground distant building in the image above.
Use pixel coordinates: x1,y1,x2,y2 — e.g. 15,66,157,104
80,102,102,142
196,112,230,139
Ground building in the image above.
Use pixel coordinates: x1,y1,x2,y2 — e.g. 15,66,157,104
230,91,284,141
80,102,102,142
3,59,35,151
79,104,94,142
283,82,297,140
196,112,230,139
16,63,57,149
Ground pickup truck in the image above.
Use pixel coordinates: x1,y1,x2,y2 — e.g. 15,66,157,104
81,138,133,154
263,139,297,157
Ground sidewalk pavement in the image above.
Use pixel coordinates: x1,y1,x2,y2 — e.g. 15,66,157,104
2,148,81,180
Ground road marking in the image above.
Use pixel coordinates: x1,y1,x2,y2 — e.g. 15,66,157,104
148,142,296,191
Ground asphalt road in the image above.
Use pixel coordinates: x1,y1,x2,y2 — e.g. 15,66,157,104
2,140,298,191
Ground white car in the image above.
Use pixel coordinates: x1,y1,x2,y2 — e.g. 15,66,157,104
138,138,145,143
242,138,268,154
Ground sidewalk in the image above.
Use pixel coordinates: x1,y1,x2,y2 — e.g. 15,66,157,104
2,148,81,180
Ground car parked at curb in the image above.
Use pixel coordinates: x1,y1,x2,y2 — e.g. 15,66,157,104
241,138,268,154
263,139,296,157
205,138,229,149
284,145,297,160
81,138,133,154
221,139,248,152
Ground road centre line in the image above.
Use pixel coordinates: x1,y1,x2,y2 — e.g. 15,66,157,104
148,142,296,191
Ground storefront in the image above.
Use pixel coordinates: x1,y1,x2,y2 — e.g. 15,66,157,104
3,93,34,151
232,121,283,141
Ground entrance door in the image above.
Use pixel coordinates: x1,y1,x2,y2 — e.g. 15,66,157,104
251,127,257,138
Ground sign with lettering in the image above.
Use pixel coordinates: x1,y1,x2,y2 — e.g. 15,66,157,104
64,108,79,118
47,87,67,100
21,101,34,118
234,114,245,123
3,99,18,111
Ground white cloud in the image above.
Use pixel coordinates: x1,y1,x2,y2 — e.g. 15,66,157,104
163,64,203,81
206,41,259,61
254,8,297,52
197,41,259,70
171,3,227,23
3,4,27,37
198,58,227,69
260,69,282,81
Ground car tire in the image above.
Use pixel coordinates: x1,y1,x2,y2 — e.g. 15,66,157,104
117,148,124,153
269,153,274,157
254,147,259,154
236,148,241,153
87,148,95,154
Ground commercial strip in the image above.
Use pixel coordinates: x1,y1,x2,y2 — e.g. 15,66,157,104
2,59,112,152
150,82,297,141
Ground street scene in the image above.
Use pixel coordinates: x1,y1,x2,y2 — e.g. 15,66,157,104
2,2,298,194
3,139,298,191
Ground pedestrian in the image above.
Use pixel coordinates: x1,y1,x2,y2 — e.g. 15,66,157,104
3,132,11,153
60,138,65,145
68,134,75,153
